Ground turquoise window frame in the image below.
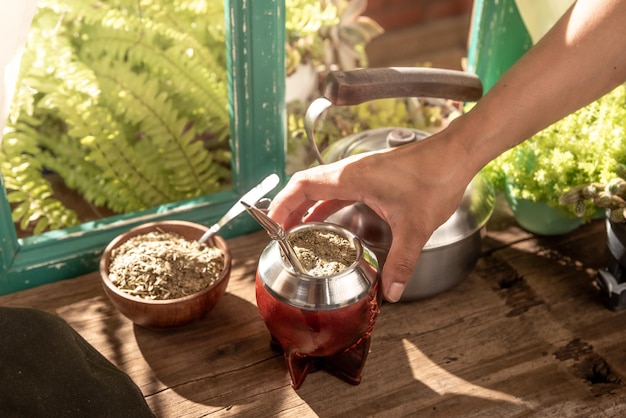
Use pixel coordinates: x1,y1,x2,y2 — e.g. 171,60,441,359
0,0,286,295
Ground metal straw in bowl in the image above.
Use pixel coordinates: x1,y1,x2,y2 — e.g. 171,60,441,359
198,173,280,244
241,201,307,274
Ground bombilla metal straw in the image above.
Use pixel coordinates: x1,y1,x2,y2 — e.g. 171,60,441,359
198,173,280,244
241,201,307,274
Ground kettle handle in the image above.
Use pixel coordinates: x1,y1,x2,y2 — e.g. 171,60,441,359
323,67,483,106
305,67,483,164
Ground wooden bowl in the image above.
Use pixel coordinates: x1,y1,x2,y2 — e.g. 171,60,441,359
99,220,231,329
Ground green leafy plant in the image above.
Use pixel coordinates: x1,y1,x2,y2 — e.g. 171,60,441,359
285,0,383,76
2,0,383,235
482,83,626,220
2,0,232,235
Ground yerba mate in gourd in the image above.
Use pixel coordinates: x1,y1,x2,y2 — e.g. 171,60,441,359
255,222,381,389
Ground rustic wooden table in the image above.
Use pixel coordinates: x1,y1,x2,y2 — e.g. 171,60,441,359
2,200,626,417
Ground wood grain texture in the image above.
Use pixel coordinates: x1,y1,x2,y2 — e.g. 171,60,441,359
2,203,626,417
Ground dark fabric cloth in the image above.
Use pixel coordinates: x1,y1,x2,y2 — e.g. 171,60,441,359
0,307,154,418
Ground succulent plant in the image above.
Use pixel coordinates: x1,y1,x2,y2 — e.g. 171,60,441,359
285,0,383,76
560,164,626,223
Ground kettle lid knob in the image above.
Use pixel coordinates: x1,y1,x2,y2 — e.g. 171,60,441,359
386,128,418,148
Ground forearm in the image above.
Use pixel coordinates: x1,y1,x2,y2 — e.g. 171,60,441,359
458,0,626,174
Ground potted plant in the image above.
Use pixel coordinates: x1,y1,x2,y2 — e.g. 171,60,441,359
482,83,626,235
560,164,626,310
284,0,384,103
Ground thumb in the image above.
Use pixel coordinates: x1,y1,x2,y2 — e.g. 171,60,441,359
380,237,424,303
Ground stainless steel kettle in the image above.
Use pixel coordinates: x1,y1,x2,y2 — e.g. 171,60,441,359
304,67,495,301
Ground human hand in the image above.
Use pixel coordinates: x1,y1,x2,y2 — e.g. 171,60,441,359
268,127,476,302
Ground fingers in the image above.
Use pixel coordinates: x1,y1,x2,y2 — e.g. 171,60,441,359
278,200,318,229
380,226,426,303
268,162,362,228
268,171,318,228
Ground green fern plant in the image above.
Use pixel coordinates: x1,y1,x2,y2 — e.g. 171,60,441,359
2,0,381,235
2,0,231,234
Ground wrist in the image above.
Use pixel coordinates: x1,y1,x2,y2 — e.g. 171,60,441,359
440,110,508,180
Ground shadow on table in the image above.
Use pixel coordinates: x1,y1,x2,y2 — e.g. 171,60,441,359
292,294,537,417
133,292,284,412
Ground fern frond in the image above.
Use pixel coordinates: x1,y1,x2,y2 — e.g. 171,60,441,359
38,91,180,212
92,61,229,196
1,124,80,233
80,22,229,133
4,0,235,234
61,0,230,131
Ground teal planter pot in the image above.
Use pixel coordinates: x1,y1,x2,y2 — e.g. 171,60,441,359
504,187,584,235
509,198,584,236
